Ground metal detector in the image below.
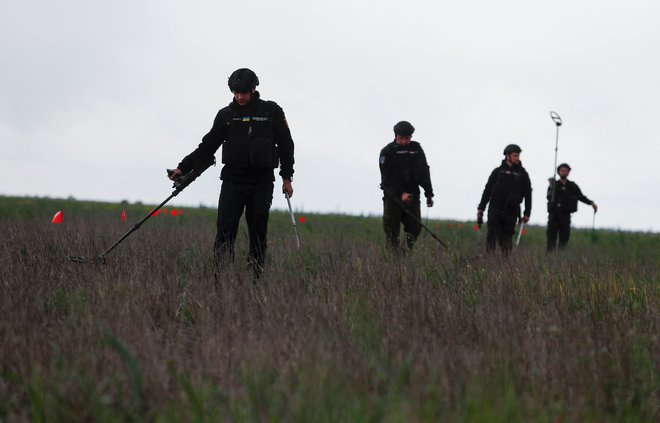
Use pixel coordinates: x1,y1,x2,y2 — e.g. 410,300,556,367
549,111,563,203
68,157,215,264
382,186,449,249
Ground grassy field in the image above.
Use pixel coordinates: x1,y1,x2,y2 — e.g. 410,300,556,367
1,195,658,422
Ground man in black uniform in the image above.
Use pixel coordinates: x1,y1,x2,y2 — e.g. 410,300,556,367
169,68,295,281
477,144,532,253
379,121,434,252
546,163,598,251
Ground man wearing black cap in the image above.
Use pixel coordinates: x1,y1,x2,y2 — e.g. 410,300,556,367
379,121,434,252
169,68,295,282
477,144,532,253
546,163,598,251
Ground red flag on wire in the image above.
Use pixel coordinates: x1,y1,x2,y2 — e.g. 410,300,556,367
121,209,126,222
52,211,63,224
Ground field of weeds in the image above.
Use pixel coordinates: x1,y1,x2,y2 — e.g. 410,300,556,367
1,196,658,421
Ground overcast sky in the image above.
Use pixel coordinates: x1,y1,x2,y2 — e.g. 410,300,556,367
2,0,659,231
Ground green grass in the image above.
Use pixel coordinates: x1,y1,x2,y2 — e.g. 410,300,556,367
0,195,658,421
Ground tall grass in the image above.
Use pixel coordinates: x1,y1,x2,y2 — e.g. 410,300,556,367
0,197,658,421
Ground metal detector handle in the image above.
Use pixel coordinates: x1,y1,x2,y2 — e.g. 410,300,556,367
550,111,562,126
167,156,216,195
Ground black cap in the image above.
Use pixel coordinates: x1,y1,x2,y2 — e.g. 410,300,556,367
228,68,259,93
557,163,572,172
503,144,522,155
393,121,415,136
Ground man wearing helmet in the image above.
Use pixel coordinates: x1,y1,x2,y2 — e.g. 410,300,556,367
169,68,295,282
477,144,532,253
546,163,598,251
379,121,434,252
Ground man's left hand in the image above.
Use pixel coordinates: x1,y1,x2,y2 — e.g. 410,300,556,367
592,202,598,212
282,179,293,197
521,215,530,223
426,197,434,207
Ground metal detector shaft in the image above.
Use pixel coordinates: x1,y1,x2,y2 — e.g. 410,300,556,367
98,192,176,259
98,161,214,259
285,192,301,248
69,156,214,263
382,187,449,249
516,221,525,246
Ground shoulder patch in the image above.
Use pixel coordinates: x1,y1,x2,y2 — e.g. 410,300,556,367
380,155,386,164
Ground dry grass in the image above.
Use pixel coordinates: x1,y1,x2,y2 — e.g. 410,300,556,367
0,202,658,421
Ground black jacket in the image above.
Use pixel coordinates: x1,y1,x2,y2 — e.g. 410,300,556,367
547,179,592,214
479,160,532,217
379,141,433,198
178,91,295,184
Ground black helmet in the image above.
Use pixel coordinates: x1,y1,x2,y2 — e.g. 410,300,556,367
503,144,522,155
557,163,572,172
393,121,415,136
228,68,259,93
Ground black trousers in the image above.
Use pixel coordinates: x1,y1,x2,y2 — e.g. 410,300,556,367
383,197,422,251
214,180,274,277
547,213,571,251
486,210,517,253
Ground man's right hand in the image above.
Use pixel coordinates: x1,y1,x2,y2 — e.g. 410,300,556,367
167,168,183,181
477,210,484,225
401,193,413,203
282,179,294,198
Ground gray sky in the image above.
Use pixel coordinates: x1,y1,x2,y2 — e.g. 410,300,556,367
2,0,659,231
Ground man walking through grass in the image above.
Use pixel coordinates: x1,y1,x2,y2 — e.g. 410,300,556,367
477,144,532,253
546,163,598,251
169,68,295,283
379,121,434,253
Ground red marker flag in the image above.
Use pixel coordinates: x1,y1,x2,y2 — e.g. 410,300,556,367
170,210,178,216
299,216,306,223
52,211,63,224
121,209,126,222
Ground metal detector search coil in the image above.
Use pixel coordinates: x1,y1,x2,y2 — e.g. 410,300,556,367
550,111,562,126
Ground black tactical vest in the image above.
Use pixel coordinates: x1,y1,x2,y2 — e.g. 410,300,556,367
222,100,279,169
